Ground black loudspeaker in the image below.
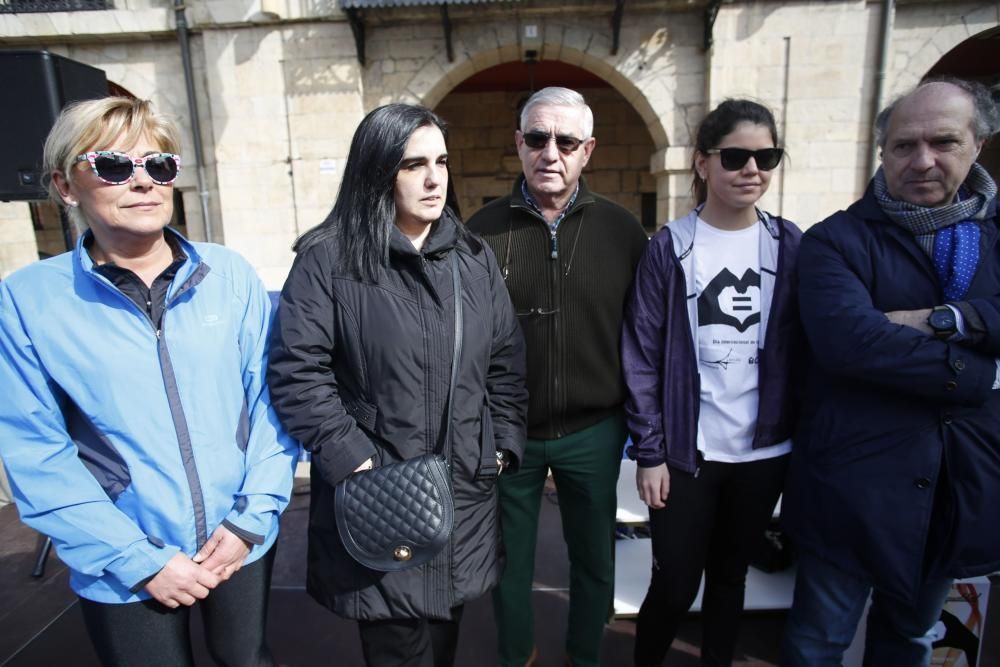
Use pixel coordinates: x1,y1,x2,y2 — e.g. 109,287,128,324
0,50,108,201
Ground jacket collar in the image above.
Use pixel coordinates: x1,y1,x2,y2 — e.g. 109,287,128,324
509,175,596,221
667,205,781,258
73,227,211,311
847,182,890,224
849,180,1000,277
849,178,1000,227
76,226,205,287
388,208,461,259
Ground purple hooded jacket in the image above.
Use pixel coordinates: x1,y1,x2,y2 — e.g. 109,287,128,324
621,209,804,473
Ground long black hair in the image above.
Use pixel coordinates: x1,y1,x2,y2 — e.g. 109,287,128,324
691,99,779,205
296,103,466,281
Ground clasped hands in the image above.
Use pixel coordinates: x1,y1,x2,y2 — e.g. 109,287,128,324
144,524,252,609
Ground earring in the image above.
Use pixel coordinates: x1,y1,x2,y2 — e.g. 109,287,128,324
67,200,78,207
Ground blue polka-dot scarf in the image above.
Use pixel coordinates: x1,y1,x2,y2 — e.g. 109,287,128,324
874,164,997,300
933,219,980,300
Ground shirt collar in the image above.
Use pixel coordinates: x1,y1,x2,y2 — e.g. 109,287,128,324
83,229,187,268
520,179,580,231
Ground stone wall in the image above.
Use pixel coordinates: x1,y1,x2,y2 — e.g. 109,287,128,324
705,1,876,226
0,203,37,279
0,0,995,284
703,0,999,228
31,202,73,259
365,7,705,226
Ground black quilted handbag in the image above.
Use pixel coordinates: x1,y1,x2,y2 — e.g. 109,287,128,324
334,252,463,572
334,453,454,571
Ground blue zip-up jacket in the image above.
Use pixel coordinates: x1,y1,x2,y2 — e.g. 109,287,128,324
621,209,804,473
0,229,298,603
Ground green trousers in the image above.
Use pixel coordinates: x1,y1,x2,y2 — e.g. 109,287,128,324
493,414,626,667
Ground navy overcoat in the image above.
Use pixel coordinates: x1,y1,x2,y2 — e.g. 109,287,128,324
784,183,1000,602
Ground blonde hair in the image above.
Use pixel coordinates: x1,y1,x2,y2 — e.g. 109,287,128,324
42,97,182,230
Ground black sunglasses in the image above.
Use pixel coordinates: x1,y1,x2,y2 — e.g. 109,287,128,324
75,151,182,185
522,131,586,155
705,147,783,171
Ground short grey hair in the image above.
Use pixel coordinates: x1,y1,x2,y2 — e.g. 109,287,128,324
519,87,595,139
874,76,1000,148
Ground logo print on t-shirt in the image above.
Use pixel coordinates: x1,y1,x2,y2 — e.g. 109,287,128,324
697,268,761,333
703,347,736,370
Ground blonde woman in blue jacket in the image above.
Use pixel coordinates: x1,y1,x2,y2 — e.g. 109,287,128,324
0,97,298,666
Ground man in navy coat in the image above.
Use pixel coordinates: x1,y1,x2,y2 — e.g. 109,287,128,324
782,78,1000,666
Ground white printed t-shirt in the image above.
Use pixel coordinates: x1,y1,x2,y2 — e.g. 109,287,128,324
693,217,791,462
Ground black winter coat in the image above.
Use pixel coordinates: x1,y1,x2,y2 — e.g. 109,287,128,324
784,185,1000,602
267,214,528,620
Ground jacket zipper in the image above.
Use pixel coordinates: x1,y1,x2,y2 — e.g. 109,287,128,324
512,201,585,440
87,262,212,548
155,295,210,548
419,251,455,615
670,239,702,475
416,255,434,457
88,271,159,335
753,221,783,449
550,231,563,438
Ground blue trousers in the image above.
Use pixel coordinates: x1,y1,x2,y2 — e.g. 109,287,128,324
782,550,952,667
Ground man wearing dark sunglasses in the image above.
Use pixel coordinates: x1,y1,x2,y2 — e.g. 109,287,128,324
468,87,647,667
783,78,1000,666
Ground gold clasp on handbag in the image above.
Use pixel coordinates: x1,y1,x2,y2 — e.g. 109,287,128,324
393,545,413,562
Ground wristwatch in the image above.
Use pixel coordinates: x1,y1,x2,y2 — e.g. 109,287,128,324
496,449,510,472
927,305,958,340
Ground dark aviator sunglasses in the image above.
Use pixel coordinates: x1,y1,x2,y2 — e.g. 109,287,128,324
705,147,783,171
521,131,586,155
76,151,182,185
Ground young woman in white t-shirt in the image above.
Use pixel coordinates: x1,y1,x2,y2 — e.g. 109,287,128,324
621,99,804,666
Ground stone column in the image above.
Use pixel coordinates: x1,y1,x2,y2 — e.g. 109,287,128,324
0,203,36,506
0,202,39,279
650,146,696,228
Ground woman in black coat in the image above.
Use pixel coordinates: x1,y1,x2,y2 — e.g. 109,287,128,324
267,104,528,666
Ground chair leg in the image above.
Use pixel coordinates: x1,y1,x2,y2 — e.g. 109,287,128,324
31,536,52,578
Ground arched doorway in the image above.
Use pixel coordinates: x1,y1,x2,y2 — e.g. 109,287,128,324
924,26,1000,181
434,60,659,232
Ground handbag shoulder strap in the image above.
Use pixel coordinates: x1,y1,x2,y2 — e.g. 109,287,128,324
439,250,463,456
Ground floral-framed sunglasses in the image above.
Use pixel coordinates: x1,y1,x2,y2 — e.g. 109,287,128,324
75,151,182,185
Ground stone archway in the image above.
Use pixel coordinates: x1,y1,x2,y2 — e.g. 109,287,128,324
888,4,1000,98
923,25,1000,182
417,43,670,151
434,60,659,228
381,20,700,226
